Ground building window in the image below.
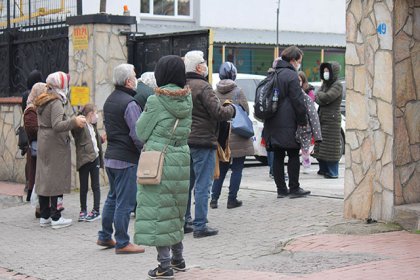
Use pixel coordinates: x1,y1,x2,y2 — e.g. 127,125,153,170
140,0,192,18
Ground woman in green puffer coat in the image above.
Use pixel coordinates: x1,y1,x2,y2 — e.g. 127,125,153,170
134,55,192,279
313,61,343,179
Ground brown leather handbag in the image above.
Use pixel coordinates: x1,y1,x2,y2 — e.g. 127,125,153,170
137,119,179,185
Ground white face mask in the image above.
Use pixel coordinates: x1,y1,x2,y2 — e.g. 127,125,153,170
201,64,209,77
295,63,301,71
91,113,98,124
133,77,138,89
323,72,330,81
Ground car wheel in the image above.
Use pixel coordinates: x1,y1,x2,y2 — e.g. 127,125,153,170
255,156,268,165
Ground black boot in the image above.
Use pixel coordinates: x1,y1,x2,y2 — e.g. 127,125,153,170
227,199,242,209
210,199,218,209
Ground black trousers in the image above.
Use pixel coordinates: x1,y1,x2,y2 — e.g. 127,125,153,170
273,148,300,191
39,195,60,221
79,157,101,212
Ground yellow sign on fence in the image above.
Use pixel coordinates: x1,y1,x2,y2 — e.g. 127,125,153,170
70,86,90,106
73,26,89,50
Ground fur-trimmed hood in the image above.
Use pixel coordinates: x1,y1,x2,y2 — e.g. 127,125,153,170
152,84,191,119
320,61,341,83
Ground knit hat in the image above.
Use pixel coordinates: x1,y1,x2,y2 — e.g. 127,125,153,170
26,82,46,109
184,50,205,73
154,55,186,88
46,71,69,102
219,62,237,81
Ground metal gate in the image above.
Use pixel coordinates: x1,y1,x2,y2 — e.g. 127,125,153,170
127,29,211,75
0,26,69,97
0,0,81,97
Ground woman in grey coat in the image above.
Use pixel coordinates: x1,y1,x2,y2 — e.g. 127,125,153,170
34,71,86,229
313,61,343,178
210,62,254,209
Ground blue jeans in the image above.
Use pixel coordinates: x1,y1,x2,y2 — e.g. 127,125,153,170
211,156,245,202
98,166,137,249
185,148,216,231
267,151,274,175
318,159,339,177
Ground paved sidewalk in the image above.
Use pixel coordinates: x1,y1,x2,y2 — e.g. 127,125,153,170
1,161,419,280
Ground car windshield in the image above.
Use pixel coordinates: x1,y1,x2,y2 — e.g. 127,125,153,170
235,79,260,101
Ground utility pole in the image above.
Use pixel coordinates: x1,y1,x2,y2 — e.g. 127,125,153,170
276,0,280,47
100,0,106,13
275,0,281,58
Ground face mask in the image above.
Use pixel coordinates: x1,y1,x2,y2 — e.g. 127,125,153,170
299,81,303,87
201,64,209,77
295,63,301,71
91,113,98,124
133,77,138,90
323,72,330,81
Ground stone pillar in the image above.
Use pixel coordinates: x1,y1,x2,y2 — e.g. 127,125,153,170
345,0,420,222
394,0,420,205
66,14,136,188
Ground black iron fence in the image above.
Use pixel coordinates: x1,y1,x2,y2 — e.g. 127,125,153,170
127,30,210,75
0,0,81,97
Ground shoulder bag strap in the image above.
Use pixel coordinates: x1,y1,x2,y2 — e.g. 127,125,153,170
162,119,179,153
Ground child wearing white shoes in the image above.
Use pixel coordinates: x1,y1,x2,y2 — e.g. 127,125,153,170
72,104,104,222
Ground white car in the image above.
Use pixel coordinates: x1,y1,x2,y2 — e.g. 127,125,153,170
212,73,268,163
212,75,347,164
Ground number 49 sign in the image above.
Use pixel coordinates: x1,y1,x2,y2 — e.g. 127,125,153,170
377,23,387,35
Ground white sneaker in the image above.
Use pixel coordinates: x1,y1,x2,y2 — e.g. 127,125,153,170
51,217,72,229
40,217,51,227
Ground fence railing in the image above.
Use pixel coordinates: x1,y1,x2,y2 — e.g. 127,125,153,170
0,0,81,31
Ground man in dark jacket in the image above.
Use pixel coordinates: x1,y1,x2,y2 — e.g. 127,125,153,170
263,46,310,199
184,50,235,238
97,63,145,254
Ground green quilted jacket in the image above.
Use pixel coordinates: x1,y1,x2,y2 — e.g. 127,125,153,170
134,84,192,247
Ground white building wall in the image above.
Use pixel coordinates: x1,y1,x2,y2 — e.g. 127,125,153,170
199,0,345,33
83,0,345,34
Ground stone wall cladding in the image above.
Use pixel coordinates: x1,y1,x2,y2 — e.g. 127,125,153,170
68,23,131,189
394,0,420,205
345,0,395,221
0,105,25,183
345,0,420,221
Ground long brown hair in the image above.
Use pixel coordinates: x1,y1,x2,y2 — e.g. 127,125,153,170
298,71,309,91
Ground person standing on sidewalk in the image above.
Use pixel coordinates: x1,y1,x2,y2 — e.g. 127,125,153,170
184,50,236,238
21,70,44,202
72,104,103,222
23,82,46,218
313,61,343,179
97,64,145,254
263,46,310,199
296,71,322,174
134,55,192,279
34,71,86,229
210,62,253,210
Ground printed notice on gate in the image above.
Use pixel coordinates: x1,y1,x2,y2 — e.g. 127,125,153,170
70,86,90,106
73,26,89,50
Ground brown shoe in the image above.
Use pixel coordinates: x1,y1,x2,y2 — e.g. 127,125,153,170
115,243,145,254
97,239,116,248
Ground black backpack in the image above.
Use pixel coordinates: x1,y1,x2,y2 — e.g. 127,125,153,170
254,70,281,121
